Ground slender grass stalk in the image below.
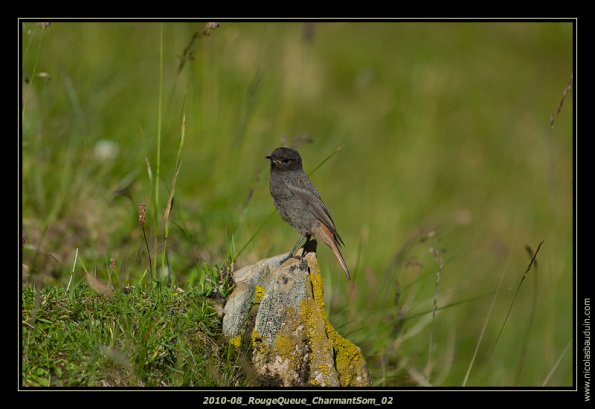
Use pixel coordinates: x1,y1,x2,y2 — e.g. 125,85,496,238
341,288,508,338
43,71,89,226
403,290,501,322
462,234,517,386
427,247,444,383
152,23,165,281
233,68,264,147
163,115,186,285
380,228,436,306
546,74,573,197
154,24,164,226
515,246,540,383
307,145,344,176
144,157,157,283
219,70,265,232
177,22,221,74
139,202,152,282
137,269,148,287
225,232,236,267
548,73,573,132
489,240,544,357
236,210,276,259
65,248,78,294
76,253,90,275
22,24,45,117
541,340,571,386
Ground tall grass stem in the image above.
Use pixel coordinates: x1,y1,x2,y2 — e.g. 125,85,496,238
153,23,165,281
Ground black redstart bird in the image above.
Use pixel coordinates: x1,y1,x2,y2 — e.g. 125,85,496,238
266,147,350,279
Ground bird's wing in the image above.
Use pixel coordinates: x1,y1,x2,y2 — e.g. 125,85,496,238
286,183,344,247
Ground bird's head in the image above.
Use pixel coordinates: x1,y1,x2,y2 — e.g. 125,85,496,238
265,147,303,171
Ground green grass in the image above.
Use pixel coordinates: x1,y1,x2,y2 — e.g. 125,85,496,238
21,283,242,387
21,21,573,387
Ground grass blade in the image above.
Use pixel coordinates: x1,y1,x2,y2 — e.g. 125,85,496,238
541,339,571,386
308,144,344,176
65,248,78,294
22,24,47,117
236,210,277,259
462,234,517,386
514,245,540,383
154,23,164,226
139,202,152,282
162,115,186,284
427,247,444,383
549,73,573,131
489,240,544,357
151,23,165,281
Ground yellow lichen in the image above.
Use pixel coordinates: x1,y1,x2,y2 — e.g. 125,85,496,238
251,329,261,344
299,270,338,386
229,335,242,348
253,285,266,304
274,335,297,363
302,256,368,386
333,333,364,385
245,254,369,386
251,329,266,354
306,254,325,308
272,306,300,362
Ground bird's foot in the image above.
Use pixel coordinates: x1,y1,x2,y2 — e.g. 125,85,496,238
282,252,301,264
281,247,310,264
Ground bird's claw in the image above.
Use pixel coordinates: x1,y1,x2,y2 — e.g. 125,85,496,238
281,249,309,264
282,252,300,263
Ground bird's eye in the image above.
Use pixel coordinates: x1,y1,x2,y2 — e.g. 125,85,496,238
282,159,290,163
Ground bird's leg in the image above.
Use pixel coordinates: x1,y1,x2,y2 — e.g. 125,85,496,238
299,235,312,260
290,234,306,257
283,234,306,262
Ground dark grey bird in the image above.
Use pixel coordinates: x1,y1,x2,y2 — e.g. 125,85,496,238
266,147,350,279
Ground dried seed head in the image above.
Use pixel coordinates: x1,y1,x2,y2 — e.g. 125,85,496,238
205,22,221,31
138,203,146,226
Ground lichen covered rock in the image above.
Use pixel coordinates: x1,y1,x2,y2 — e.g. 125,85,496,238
222,251,371,387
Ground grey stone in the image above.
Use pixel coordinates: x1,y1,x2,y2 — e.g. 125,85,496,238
223,251,371,387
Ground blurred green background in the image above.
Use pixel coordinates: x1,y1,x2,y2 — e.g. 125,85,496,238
21,21,573,386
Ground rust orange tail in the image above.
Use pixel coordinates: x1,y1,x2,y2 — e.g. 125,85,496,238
315,223,351,280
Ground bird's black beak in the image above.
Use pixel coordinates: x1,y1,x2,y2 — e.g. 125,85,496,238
265,155,272,160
